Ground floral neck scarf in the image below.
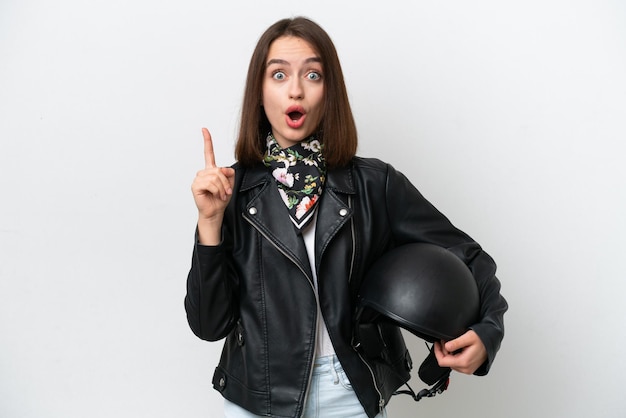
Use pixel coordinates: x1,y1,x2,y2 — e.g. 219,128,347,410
263,133,326,229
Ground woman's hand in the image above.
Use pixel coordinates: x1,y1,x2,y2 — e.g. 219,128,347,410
433,330,487,375
191,128,235,245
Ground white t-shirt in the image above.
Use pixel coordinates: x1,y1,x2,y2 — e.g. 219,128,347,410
301,213,335,358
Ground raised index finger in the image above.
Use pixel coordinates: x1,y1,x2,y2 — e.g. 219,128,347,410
202,127,217,168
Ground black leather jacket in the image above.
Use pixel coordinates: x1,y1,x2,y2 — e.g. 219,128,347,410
185,157,507,418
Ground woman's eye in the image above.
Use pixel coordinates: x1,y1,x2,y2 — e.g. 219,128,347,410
307,71,321,81
272,71,286,80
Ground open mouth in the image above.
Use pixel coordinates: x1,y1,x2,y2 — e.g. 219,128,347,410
285,105,306,128
288,111,304,122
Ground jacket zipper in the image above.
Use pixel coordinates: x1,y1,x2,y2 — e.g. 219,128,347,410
347,195,356,285
345,195,385,414
355,348,385,413
243,212,319,417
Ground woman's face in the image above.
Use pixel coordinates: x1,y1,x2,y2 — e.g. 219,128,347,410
262,36,325,149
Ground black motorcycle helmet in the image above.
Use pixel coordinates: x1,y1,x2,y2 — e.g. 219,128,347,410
354,243,480,401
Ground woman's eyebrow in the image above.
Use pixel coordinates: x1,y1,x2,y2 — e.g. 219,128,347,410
266,57,322,66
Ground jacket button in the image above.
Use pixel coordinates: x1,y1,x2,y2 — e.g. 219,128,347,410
248,207,258,215
219,377,226,388
339,208,348,217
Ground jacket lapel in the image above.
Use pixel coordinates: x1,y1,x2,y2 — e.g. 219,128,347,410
240,165,313,279
315,165,356,264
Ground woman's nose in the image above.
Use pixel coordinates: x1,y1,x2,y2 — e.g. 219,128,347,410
289,79,304,100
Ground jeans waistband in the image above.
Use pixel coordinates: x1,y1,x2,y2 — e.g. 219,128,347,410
312,355,342,374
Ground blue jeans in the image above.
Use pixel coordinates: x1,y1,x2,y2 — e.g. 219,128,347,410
223,355,388,418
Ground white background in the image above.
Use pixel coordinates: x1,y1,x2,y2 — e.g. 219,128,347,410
1,0,625,417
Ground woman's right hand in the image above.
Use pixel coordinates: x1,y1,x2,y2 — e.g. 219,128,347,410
191,128,235,244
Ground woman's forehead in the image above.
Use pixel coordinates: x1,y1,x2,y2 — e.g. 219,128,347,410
266,36,319,64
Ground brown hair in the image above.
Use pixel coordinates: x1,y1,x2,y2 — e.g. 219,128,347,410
235,17,358,169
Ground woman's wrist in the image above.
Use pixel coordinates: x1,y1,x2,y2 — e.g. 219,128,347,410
197,215,224,245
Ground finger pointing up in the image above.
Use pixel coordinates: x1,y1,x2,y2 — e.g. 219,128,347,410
202,127,217,168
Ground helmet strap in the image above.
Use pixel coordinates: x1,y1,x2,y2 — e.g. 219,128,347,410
392,342,451,401
418,343,451,385
394,372,450,401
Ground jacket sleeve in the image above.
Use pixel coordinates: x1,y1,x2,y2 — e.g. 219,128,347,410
384,163,508,375
184,232,239,342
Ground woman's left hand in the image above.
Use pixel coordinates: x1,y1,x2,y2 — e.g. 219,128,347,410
433,330,487,375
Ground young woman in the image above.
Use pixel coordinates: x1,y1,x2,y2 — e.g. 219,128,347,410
185,16,507,418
